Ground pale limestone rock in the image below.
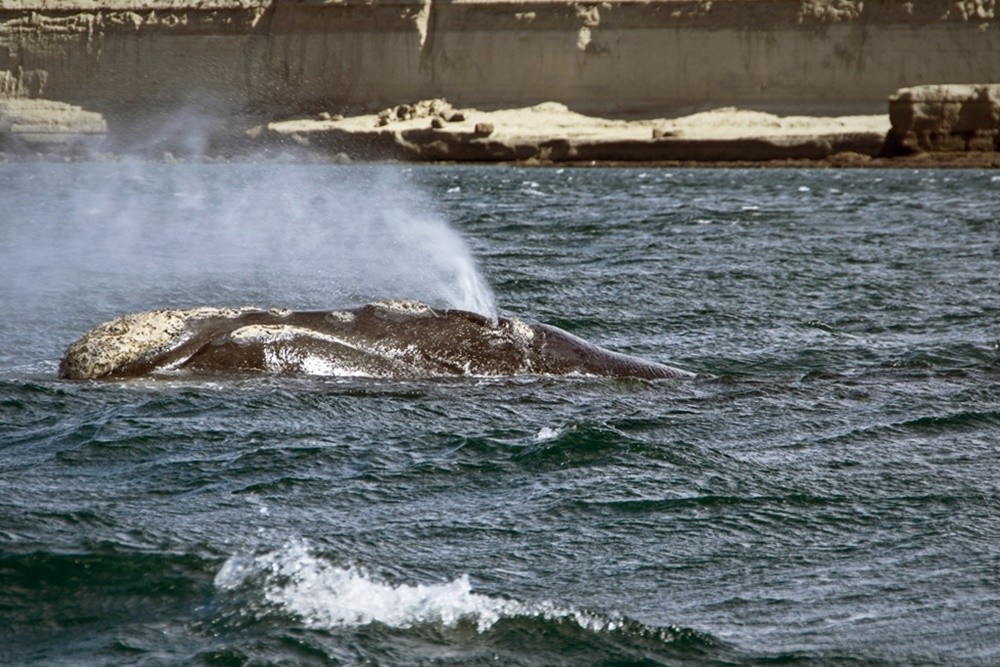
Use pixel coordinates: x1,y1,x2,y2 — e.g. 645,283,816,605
886,84,1000,153
0,98,106,150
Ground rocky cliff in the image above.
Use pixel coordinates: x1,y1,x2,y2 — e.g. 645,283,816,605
885,83,1000,153
0,0,997,148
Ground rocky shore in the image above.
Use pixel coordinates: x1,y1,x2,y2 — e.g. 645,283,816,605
0,0,998,165
249,89,1000,166
250,100,889,164
5,89,999,167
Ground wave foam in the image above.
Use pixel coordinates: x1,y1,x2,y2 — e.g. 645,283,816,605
214,540,633,634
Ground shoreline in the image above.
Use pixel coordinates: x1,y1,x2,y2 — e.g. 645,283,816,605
2,0,997,117
254,102,892,164
3,152,998,169
3,93,998,168
2,2,997,165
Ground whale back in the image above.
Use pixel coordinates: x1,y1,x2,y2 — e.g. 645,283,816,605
59,301,694,381
533,324,694,380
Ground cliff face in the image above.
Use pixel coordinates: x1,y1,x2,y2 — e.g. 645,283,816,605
0,2,268,110
1,0,997,124
885,83,1000,153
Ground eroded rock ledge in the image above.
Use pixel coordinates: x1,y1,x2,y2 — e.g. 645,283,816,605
8,91,1000,165
0,98,106,152
885,84,1000,154
253,100,891,163
1,0,998,122
1,1,998,163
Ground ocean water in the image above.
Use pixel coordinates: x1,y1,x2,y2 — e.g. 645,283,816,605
1,163,999,666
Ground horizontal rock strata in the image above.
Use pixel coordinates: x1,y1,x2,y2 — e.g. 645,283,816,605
0,98,106,151
885,84,1000,154
1,2,997,161
1,0,997,122
255,101,889,163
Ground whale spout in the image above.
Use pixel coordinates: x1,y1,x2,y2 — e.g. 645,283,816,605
59,300,695,381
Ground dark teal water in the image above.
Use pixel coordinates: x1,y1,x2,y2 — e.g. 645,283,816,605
1,164,999,665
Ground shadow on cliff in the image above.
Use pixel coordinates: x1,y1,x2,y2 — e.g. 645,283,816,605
95,101,280,162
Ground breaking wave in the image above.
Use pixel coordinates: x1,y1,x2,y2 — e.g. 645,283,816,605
213,540,706,648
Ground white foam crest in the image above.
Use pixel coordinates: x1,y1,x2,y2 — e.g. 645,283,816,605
215,540,522,631
214,540,625,634
534,426,563,442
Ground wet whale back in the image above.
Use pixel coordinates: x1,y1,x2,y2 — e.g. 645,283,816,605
59,301,694,380
178,304,537,377
533,324,693,380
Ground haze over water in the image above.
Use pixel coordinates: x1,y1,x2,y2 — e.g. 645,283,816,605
1,164,999,665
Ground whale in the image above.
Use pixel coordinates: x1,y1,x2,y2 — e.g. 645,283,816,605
58,300,695,381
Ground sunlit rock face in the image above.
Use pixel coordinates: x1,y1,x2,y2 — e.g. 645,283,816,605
59,301,695,381
885,84,1000,154
1,0,998,136
0,99,106,151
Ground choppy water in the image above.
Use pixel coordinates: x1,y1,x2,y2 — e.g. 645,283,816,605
1,164,999,666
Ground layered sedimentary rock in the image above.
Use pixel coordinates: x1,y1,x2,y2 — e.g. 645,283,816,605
256,100,890,162
0,98,106,150
0,1,267,109
885,84,1000,154
0,0,997,136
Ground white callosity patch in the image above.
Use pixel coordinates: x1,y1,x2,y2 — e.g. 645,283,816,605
476,316,536,374
60,306,258,380
505,317,535,346
227,324,302,346
324,310,356,323
368,299,435,316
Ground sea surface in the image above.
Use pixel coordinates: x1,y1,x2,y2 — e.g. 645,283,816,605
1,163,998,666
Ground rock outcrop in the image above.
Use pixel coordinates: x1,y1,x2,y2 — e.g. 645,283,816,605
0,0,998,126
1,1,997,161
0,98,106,151
254,101,889,163
884,84,1000,154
